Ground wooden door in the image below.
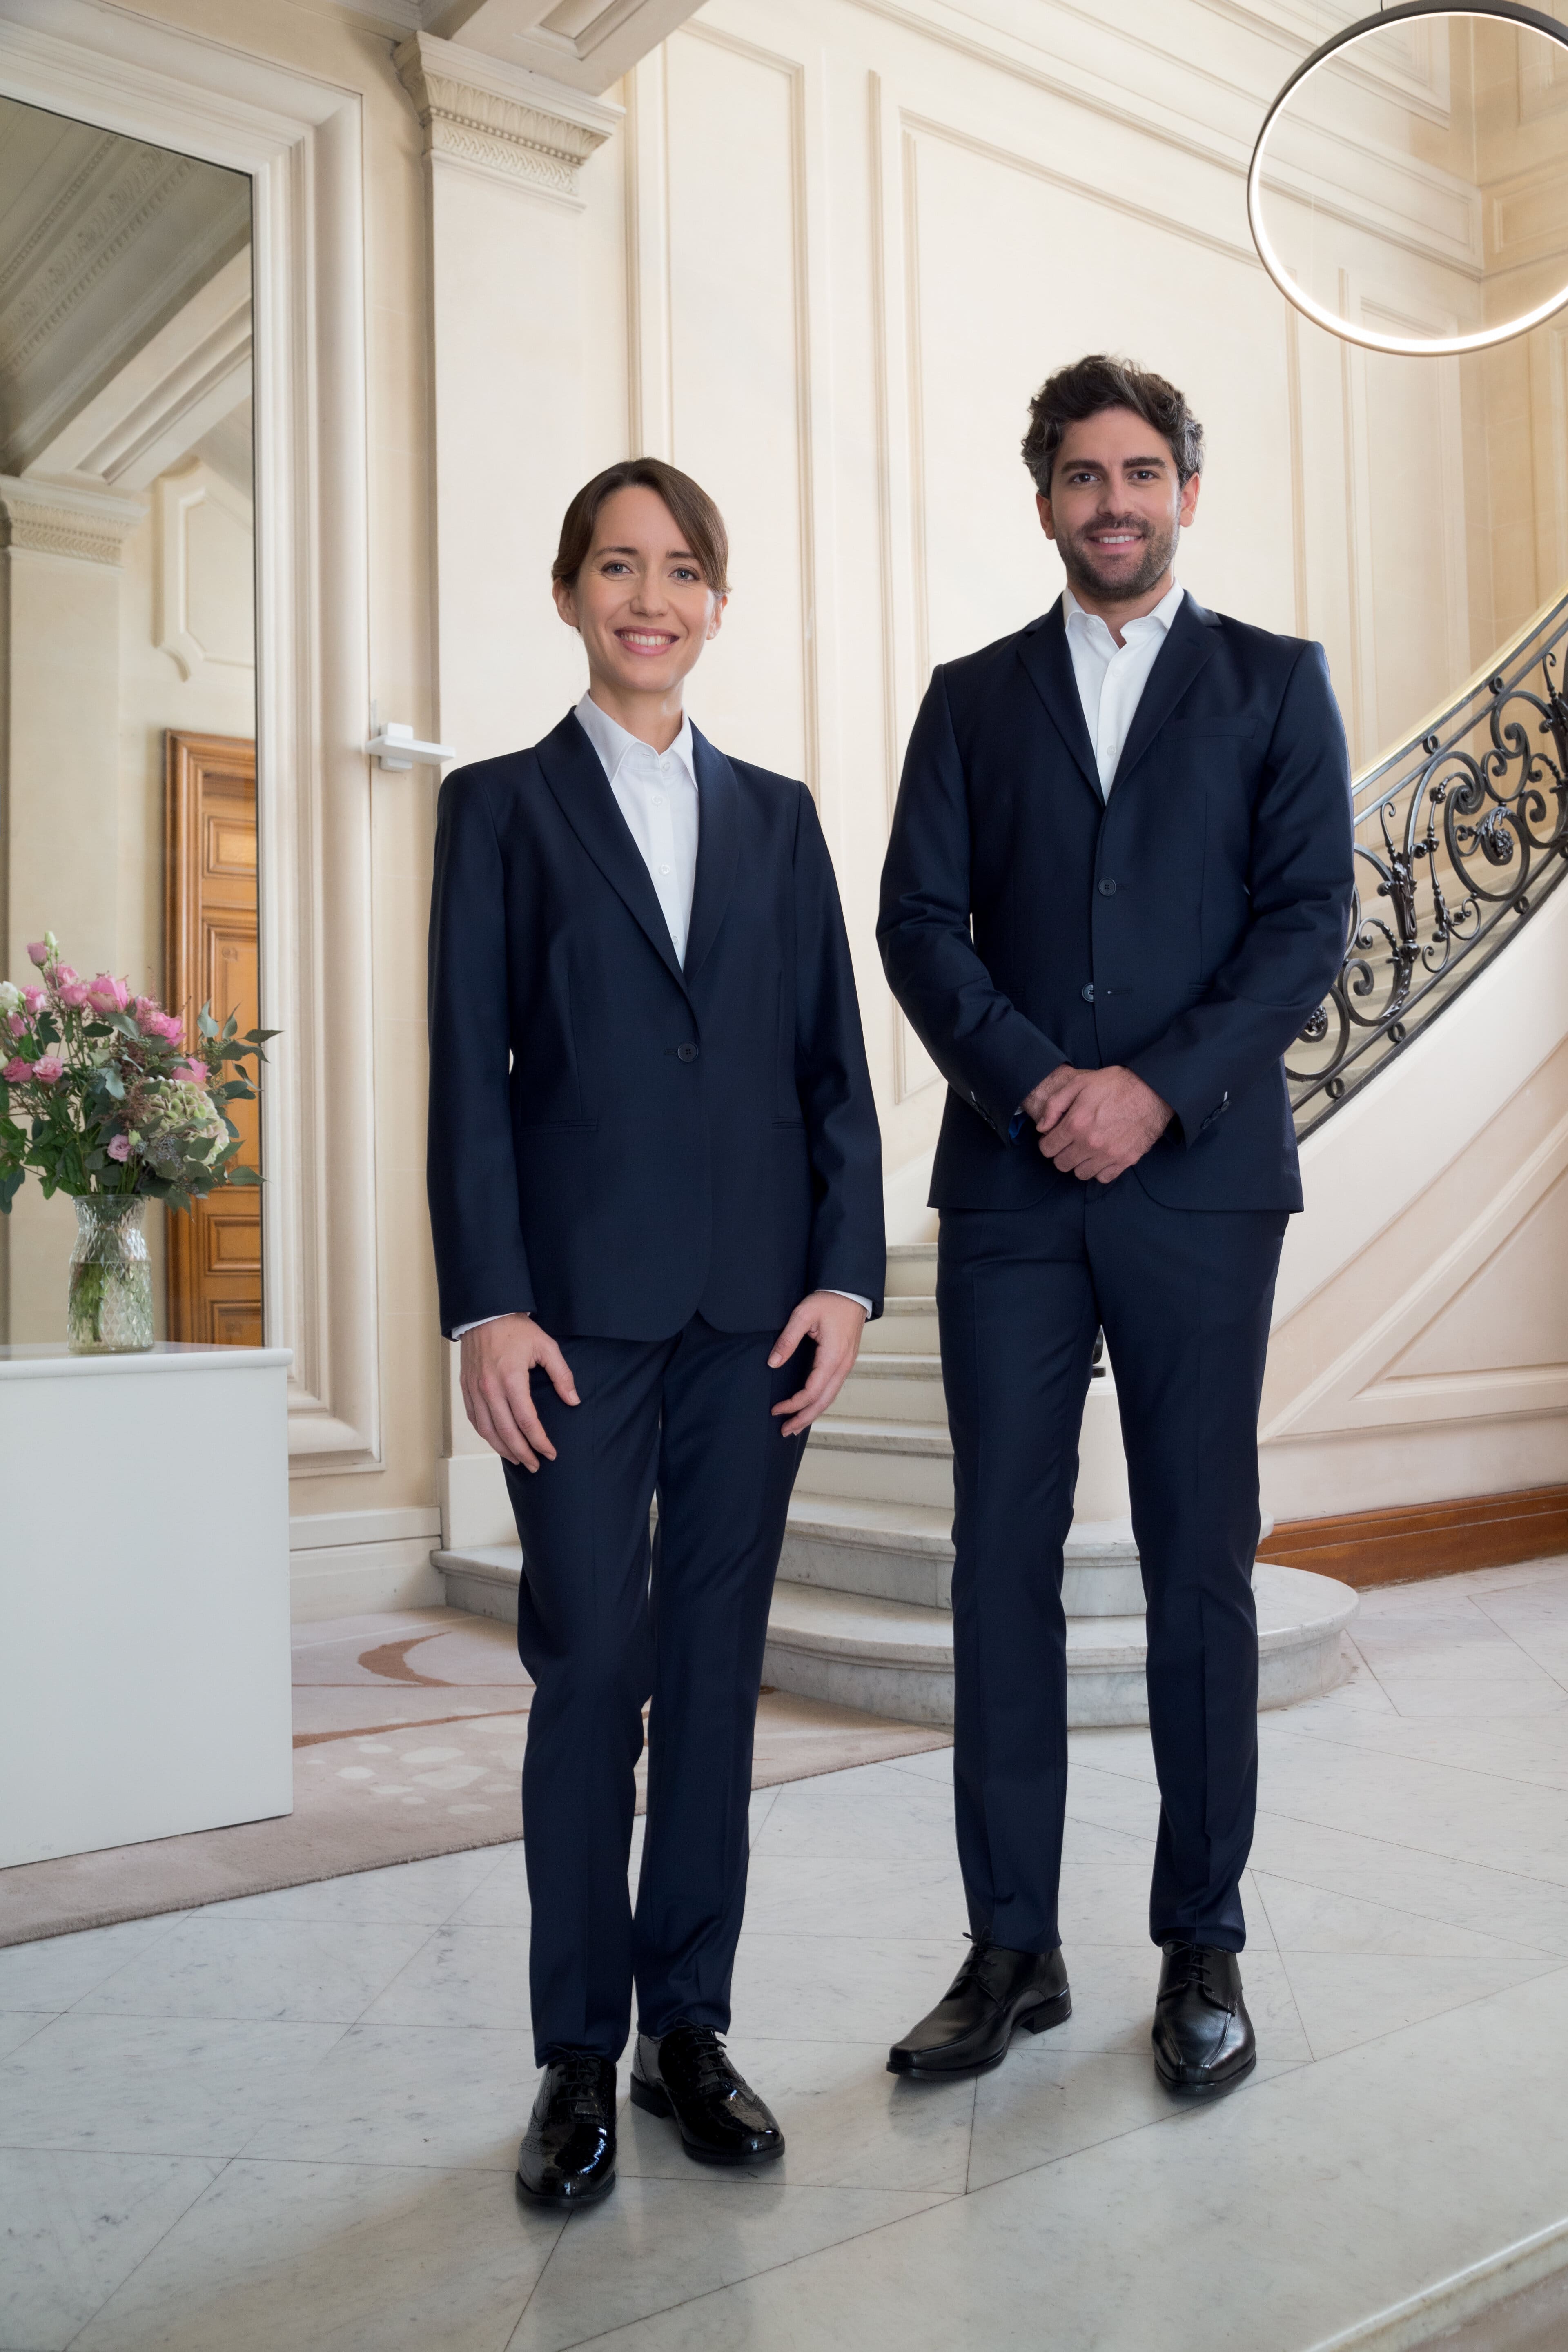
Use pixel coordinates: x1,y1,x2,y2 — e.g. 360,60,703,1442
164,731,262,1345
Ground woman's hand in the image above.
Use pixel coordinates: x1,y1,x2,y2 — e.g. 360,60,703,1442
460,1312,579,1470
768,1291,868,1439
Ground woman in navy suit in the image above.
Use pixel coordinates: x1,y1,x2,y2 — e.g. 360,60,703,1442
427,459,884,2205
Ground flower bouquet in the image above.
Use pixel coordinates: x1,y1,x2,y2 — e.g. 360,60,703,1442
0,932,276,1353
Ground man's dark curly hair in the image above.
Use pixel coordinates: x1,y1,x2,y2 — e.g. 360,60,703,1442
1022,354,1204,497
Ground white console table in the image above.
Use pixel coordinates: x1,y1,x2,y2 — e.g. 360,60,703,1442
0,1343,294,1869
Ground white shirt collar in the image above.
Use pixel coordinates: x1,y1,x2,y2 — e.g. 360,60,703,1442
575,691,696,790
1062,577,1184,645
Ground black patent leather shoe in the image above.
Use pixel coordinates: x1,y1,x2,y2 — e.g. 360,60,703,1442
1152,1942,1256,2098
887,1940,1071,2078
630,2025,784,2166
516,2051,618,2204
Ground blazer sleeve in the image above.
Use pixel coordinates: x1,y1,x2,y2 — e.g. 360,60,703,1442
791,785,887,1316
878,666,1065,1138
1125,641,1355,1144
426,765,536,1338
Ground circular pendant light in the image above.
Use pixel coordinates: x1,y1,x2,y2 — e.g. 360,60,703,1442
1247,0,1568,356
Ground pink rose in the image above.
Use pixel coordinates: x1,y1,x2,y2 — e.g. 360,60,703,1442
1,1057,30,1083
54,966,78,988
6,1014,23,1038
135,998,185,1045
30,1056,65,1084
57,982,90,1009
172,1058,211,1089
22,988,45,1016
25,941,49,968
86,973,130,1014
107,1134,133,1163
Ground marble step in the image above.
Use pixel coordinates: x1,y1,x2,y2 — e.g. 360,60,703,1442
782,1494,1148,1613
833,1354,948,1423
762,1562,1359,1730
797,1419,957,1508
860,1296,939,1355
884,1243,936,1298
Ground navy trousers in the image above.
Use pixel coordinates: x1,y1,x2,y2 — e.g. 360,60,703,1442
503,1312,809,2065
937,1178,1287,1957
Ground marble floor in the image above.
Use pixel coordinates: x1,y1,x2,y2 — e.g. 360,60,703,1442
7,1557,1568,2351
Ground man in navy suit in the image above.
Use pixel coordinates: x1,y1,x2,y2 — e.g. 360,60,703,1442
878,355,1353,2098
428,460,883,2203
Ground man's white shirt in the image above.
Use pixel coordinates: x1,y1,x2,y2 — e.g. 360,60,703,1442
453,690,869,1334
1062,577,1184,798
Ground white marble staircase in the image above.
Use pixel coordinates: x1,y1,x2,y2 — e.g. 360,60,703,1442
762,1243,1357,1727
433,1240,1358,1728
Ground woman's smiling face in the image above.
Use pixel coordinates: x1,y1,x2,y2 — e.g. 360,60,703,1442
554,483,725,702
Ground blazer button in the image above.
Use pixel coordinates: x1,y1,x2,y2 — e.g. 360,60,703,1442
1098,878,1118,896
1081,983,1095,1003
677,1042,699,1062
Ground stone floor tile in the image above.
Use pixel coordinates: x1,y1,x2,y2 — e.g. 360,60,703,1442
1250,1873,1556,1960
69,1915,436,2026
0,1914,185,2013
240,2022,542,2172
506,2174,951,2352
69,2158,555,2352
0,2147,220,2352
548,1967,1568,2352
741,1855,967,1943
747,1767,962,1862
0,2009,57,2060
1277,1951,1562,2061
359,1922,533,2034
729,1934,967,2045
0,2014,345,2158
1250,1815,1568,1957
967,2045,1189,2190
196,1846,511,1927
617,2037,975,2194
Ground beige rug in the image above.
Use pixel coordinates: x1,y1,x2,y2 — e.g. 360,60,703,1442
0,1606,950,1947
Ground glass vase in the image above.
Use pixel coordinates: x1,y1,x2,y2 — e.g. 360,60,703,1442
67,1196,154,1354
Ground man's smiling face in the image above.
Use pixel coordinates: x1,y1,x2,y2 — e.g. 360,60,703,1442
1037,405,1200,608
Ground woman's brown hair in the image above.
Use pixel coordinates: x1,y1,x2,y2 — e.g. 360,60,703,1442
553,458,731,595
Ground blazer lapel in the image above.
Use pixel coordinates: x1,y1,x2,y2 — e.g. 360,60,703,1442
1016,603,1102,805
1108,592,1221,793
535,711,688,994
684,726,740,982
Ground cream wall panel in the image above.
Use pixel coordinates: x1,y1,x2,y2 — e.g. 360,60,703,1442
663,26,813,791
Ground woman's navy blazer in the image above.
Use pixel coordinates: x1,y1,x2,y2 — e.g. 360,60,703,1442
878,595,1355,1214
427,709,885,1341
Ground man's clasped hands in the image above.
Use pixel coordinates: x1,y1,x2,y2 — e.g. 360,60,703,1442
1023,1063,1172,1185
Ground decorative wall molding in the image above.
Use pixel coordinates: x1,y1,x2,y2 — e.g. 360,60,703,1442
0,0,384,1474
418,0,706,98
0,470,143,563
31,248,252,491
394,32,619,203
1269,1484,1568,1588
154,457,254,682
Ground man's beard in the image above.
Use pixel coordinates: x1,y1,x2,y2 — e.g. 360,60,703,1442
1059,512,1177,604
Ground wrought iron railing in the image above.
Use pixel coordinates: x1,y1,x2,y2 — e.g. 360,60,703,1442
1289,586,1568,1136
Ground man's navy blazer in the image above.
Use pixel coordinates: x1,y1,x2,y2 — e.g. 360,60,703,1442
877,595,1355,1214
428,710,885,1341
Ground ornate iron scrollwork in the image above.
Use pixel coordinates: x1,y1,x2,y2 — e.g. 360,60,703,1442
1290,591,1568,1136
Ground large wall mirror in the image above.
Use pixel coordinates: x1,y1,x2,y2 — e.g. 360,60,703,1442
0,98,259,1348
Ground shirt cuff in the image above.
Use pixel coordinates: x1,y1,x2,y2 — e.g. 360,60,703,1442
451,1312,530,1339
827,1290,873,1316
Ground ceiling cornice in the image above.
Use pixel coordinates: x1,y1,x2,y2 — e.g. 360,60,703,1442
394,31,620,198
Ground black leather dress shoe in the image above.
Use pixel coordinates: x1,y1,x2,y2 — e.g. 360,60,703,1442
887,1940,1071,2078
630,2025,784,2165
1152,1942,1256,2097
516,2052,618,2204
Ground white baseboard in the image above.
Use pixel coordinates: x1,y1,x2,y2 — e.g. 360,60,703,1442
288,1506,444,1622
439,1450,515,1549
